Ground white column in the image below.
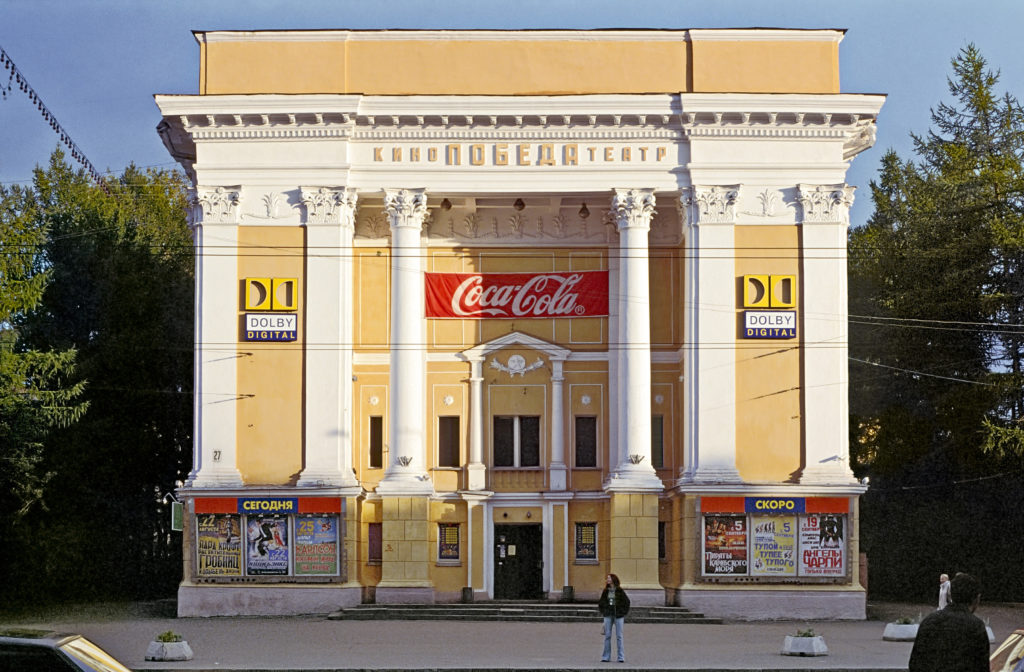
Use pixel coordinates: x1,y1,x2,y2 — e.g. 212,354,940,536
377,188,433,495
606,188,663,492
797,184,859,484
466,357,486,490
549,359,567,490
297,187,359,488
607,236,621,478
678,186,743,484
188,187,243,488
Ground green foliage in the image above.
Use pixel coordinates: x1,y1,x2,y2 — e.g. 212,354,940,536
795,628,817,638
3,149,193,603
851,45,1024,602
155,631,183,643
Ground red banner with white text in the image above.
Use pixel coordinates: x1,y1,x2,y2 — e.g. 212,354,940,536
425,271,608,319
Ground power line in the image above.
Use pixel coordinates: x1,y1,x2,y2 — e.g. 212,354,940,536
0,44,110,194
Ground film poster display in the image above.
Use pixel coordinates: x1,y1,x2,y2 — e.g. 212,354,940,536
799,514,846,576
246,516,290,575
750,515,796,577
196,513,242,577
703,515,747,575
294,515,339,576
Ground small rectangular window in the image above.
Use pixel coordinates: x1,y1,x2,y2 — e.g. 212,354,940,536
493,416,514,467
575,416,597,467
658,520,667,560
651,415,664,469
519,416,541,467
369,416,383,469
575,521,597,562
438,416,461,467
438,523,460,563
368,522,382,564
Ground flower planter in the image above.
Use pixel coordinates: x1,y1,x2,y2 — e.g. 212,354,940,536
782,635,828,657
883,623,919,641
145,640,194,661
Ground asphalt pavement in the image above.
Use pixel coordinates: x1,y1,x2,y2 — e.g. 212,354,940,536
4,600,1023,672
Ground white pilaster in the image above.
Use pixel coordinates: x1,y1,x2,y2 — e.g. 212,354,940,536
189,187,244,488
467,357,487,490
607,237,621,477
606,188,663,493
377,188,433,495
549,359,567,491
797,184,859,484
678,186,743,485
297,187,360,488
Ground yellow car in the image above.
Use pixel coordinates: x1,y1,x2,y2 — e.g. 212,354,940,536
991,629,1024,672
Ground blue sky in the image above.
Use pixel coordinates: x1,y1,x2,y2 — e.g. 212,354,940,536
2,0,1023,226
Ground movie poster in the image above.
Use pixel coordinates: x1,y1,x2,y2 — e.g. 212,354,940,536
702,515,747,575
246,516,290,575
196,514,242,577
750,515,797,576
799,514,846,577
294,515,339,576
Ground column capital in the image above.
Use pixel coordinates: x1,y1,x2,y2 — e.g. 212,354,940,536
678,185,740,228
612,188,657,231
797,183,855,225
301,186,358,227
192,185,241,225
383,188,428,230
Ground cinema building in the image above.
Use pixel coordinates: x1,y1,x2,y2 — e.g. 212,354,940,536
155,28,884,619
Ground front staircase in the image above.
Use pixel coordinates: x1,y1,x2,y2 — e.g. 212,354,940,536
327,601,721,624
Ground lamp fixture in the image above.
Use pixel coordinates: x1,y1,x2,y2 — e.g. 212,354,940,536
513,198,525,211
440,198,452,211
578,202,590,219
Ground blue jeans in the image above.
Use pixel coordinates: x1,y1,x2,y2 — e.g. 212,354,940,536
602,615,625,662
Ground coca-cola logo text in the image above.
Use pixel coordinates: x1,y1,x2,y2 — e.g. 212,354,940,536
425,271,608,320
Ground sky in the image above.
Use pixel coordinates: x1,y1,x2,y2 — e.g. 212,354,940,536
2,0,1024,227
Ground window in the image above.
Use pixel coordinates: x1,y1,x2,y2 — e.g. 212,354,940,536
438,523,460,564
651,415,664,469
658,521,667,560
574,416,597,468
438,416,461,467
369,416,383,469
575,522,597,562
368,522,382,564
492,415,541,467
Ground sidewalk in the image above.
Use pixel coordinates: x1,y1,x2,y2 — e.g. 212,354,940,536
4,601,1022,671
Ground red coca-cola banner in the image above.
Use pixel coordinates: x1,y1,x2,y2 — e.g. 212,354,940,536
425,271,608,319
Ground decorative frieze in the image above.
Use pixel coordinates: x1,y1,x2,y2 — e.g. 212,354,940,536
797,184,856,224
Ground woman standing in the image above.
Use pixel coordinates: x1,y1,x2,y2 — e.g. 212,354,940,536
598,573,630,663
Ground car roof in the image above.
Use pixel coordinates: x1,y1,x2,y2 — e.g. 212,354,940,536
0,627,81,647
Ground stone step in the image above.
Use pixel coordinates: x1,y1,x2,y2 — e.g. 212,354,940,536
327,603,722,624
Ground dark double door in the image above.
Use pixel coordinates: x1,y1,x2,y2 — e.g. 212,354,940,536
494,524,543,599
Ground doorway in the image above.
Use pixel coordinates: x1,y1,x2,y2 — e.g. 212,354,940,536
493,523,543,599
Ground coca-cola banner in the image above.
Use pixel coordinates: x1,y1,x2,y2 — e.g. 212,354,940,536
425,271,608,319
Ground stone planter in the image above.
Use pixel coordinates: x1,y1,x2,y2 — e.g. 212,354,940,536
145,640,194,661
883,623,919,641
782,635,828,657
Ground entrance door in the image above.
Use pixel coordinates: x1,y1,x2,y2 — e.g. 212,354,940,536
493,524,543,599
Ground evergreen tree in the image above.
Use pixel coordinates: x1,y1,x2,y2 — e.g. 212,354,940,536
850,45,1024,600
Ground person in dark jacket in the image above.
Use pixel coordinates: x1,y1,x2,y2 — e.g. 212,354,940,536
598,573,630,662
909,572,989,672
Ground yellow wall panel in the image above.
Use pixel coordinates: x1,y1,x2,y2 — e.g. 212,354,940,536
690,39,839,93
355,250,389,350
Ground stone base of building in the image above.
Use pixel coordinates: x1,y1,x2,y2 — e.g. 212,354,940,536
624,588,668,606
671,587,865,620
177,583,361,617
374,585,436,604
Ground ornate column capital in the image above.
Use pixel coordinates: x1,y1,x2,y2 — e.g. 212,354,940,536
301,187,358,227
383,188,428,230
193,186,241,225
612,188,657,231
678,185,740,227
797,184,856,224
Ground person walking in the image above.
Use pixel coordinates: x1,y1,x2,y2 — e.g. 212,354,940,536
909,573,989,672
938,573,951,609
598,573,630,663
